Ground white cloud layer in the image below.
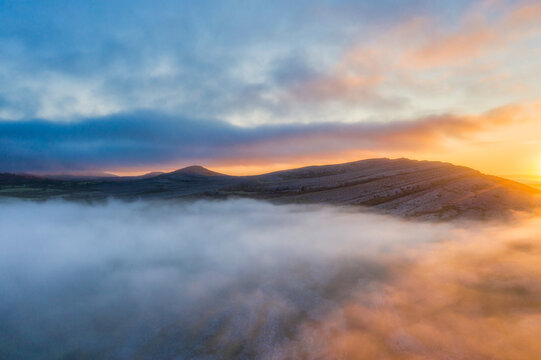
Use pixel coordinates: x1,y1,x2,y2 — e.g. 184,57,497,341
0,199,540,359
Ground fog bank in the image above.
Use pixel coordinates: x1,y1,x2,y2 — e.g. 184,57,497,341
0,199,540,359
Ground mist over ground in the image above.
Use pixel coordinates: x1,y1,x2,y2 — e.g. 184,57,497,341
0,199,540,359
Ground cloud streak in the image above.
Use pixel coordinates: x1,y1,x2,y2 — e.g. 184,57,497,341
0,102,537,173
285,0,541,119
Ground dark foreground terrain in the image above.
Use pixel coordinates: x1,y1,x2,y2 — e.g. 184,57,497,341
1,158,539,220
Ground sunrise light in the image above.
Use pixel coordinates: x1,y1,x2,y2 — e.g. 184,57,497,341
1,1,541,359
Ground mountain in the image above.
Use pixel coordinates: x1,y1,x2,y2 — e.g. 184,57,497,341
248,158,540,220
1,158,539,220
158,165,225,178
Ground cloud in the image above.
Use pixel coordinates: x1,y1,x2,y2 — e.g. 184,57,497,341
284,0,541,117
0,0,539,166
1,198,540,359
0,199,448,359
0,102,538,173
3,0,538,126
281,216,541,359
0,0,398,123
403,0,541,69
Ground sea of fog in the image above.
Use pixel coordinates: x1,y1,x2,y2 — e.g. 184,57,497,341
0,199,540,359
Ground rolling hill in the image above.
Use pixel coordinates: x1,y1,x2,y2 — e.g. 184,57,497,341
1,158,539,220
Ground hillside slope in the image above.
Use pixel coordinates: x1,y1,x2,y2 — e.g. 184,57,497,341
237,158,540,220
1,159,539,220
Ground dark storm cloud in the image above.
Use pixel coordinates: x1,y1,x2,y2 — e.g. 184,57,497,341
0,104,521,173
0,113,238,171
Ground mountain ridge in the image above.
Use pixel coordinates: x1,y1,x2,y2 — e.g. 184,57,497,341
1,158,539,221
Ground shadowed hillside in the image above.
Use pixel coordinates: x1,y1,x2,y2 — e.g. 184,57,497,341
1,158,539,220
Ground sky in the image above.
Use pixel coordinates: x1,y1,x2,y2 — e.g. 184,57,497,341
0,0,540,176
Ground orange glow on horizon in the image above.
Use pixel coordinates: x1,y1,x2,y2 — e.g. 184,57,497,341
107,100,541,180
108,150,390,177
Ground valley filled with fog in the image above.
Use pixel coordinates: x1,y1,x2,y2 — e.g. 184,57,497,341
1,199,540,359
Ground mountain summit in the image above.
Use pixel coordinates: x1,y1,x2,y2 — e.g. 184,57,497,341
164,165,224,177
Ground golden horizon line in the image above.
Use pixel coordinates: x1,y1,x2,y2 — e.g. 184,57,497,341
19,157,541,185
92,157,423,177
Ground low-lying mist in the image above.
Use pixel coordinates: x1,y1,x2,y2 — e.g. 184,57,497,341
0,199,540,359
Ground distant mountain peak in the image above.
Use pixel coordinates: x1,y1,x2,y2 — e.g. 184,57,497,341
168,165,224,177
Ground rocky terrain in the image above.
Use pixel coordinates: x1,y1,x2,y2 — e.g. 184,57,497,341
1,158,539,220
